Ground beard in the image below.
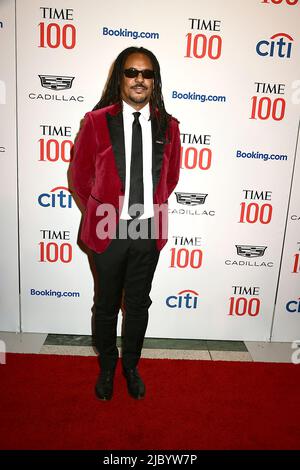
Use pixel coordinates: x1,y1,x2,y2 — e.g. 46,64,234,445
129,94,148,104
128,86,150,104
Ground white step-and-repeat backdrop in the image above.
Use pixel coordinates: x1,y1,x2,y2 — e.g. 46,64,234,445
1,0,299,341
0,0,19,331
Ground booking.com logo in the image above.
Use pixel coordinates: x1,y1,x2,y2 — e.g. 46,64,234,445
102,26,159,40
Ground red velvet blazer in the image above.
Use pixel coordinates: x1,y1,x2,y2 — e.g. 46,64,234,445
71,103,181,253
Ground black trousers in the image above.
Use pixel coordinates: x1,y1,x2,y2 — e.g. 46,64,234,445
92,218,160,371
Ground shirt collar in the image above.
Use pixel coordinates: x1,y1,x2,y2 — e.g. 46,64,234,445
122,100,150,121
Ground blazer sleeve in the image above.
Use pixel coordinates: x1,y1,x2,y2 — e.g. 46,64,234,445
71,112,96,209
167,119,181,197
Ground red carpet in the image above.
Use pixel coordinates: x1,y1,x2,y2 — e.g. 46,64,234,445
0,353,299,450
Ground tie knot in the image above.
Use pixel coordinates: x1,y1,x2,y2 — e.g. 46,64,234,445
133,112,141,121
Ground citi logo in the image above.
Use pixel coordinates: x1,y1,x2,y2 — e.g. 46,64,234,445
236,245,267,258
286,297,300,313
38,186,72,208
175,192,207,206
166,289,199,309
256,33,293,58
38,75,75,90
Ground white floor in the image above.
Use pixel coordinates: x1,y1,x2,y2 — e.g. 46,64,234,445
0,331,296,363
244,341,297,363
0,332,47,354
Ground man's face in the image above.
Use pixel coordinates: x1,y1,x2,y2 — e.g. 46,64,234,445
120,53,154,110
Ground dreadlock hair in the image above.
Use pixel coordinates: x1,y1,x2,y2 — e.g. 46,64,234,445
92,46,171,137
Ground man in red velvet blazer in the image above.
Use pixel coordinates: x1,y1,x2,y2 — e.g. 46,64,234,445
72,47,180,401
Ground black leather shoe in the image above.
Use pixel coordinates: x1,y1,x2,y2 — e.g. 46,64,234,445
95,369,115,401
123,368,145,399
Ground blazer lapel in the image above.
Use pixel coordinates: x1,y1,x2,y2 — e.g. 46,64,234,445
151,117,165,195
106,110,126,190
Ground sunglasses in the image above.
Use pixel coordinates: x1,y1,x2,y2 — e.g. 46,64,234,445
123,68,154,79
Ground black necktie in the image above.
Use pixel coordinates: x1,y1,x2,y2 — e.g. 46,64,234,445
129,112,144,217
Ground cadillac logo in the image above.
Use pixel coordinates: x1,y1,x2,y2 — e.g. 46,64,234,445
175,192,207,206
236,245,267,258
38,75,75,90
